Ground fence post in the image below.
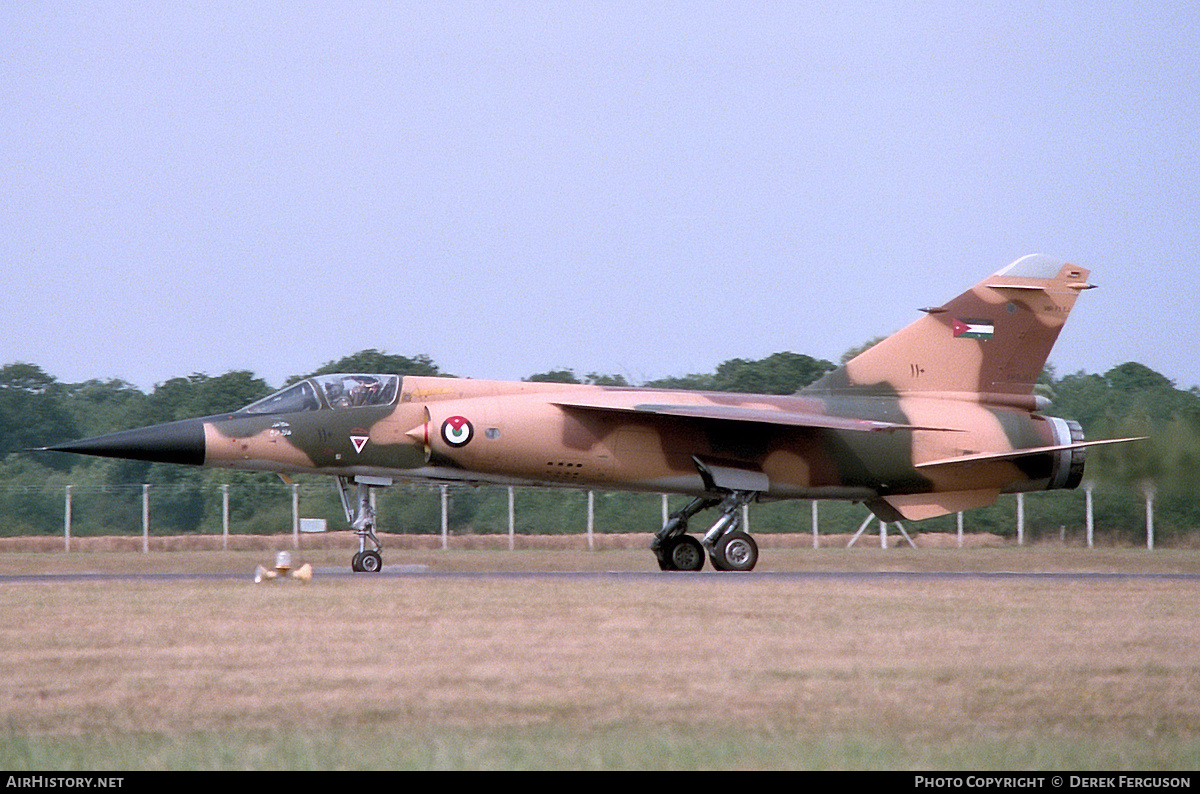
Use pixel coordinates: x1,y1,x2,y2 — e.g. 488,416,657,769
587,490,595,551
142,484,150,553
1016,493,1025,545
507,486,515,551
64,485,72,552
1085,481,1094,549
811,501,819,548
222,484,230,550
1143,481,1156,551
292,483,300,549
956,511,964,548
440,485,448,550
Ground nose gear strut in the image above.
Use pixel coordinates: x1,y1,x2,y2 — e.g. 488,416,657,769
337,476,383,572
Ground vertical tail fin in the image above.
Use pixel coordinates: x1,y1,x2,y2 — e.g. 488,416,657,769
804,255,1094,399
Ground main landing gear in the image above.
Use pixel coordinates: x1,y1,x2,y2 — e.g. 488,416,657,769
651,491,761,572
337,477,383,572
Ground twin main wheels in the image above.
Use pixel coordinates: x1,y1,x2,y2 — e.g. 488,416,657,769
659,532,758,572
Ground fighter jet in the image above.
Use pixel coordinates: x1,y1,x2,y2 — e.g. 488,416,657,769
46,255,1139,572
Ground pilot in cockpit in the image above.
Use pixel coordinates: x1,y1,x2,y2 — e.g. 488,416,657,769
323,378,348,408
349,376,381,407
323,375,386,408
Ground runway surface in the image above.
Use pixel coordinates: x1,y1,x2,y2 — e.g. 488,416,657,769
4,568,1200,583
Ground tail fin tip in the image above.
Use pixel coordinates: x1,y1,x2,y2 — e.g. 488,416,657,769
806,255,1091,398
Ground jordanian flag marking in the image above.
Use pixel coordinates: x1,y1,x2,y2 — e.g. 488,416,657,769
350,435,370,453
441,416,474,448
953,318,994,340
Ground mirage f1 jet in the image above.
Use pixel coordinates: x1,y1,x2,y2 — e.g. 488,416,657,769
47,255,1139,572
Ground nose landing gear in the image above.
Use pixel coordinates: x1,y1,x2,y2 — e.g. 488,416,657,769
337,476,386,573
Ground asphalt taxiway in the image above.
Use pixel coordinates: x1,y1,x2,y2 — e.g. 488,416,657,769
3,568,1199,583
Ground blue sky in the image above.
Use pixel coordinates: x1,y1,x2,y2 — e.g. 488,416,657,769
3,2,1197,392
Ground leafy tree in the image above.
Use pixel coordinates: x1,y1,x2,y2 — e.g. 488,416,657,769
642,372,716,391
524,369,630,386
710,352,834,394
1047,370,1111,427
63,378,145,438
645,352,833,394
585,372,629,386
1047,362,1200,537
136,371,272,425
0,453,68,534
525,369,581,384
0,363,58,394
0,363,78,455
146,465,207,533
1105,362,1174,394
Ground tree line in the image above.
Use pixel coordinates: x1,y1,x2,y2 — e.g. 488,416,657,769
0,349,1197,542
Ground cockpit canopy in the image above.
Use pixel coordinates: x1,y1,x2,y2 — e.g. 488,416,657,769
239,374,400,415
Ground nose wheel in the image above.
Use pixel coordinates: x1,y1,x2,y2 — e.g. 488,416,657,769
351,550,383,573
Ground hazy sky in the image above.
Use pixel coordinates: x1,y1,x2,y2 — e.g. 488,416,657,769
3,2,1197,393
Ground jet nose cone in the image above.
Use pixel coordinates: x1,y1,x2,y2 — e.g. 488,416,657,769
45,418,207,466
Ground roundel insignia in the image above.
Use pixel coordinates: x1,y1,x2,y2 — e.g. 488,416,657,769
441,416,474,448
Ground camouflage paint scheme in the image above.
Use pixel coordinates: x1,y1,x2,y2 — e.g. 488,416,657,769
49,256,1138,571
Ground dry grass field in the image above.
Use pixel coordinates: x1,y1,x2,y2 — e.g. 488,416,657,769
2,536,1199,770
